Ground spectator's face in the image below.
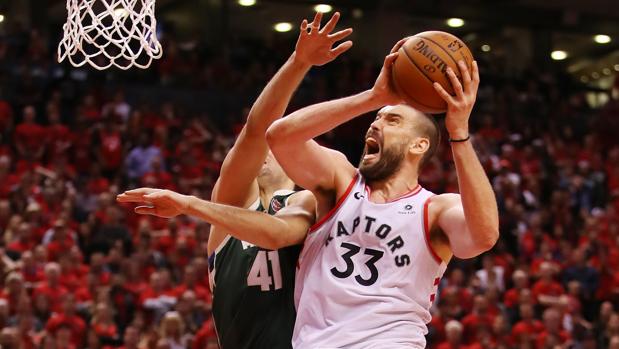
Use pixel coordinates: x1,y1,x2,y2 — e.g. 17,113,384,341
34,294,49,312
55,327,72,347
543,310,561,332
150,273,163,290
18,222,32,240
61,295,76,314
45,266,60,284
184,266,196,284
23,106,36,122
520,304,534,320
124,327,140,346
0,328,18,347
445,326,462,343
610,336,619,349
473,295,488,313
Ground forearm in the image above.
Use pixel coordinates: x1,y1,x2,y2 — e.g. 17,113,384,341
451,141,499,247
268,90,383,144
184,196,298,249
245,52,311,136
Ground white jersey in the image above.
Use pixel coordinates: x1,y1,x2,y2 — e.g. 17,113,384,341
293,174,447,349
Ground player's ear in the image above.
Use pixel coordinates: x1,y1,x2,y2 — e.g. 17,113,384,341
409,137,430,156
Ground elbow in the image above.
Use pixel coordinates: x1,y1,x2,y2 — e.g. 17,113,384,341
266,119,289,149
479,228,499,252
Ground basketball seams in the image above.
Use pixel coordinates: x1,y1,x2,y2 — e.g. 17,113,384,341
395,48,445,112
415,34,468,79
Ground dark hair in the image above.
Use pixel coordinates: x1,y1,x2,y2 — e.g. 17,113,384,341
415,112,441,170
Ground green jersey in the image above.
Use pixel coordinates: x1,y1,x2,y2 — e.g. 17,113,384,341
209,190,301,349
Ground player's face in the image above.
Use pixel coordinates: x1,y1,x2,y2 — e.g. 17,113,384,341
259,151,289,182
359,106,413,181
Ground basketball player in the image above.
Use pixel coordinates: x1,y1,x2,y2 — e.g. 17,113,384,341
118,12,351,349
265,39,499,348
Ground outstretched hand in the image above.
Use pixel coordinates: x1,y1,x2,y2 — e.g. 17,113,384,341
117,188,191,218
370,37,409,106
294,11,353,66
433,60,480,140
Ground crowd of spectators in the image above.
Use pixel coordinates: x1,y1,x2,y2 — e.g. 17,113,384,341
0,19,619,349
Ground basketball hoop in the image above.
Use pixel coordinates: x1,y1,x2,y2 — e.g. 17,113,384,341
58,0,163,70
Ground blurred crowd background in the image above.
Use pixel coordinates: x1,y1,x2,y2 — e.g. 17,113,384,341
1,1,619,349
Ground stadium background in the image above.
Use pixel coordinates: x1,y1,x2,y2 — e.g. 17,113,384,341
0,0,619,348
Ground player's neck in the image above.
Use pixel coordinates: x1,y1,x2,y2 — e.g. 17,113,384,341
366,167,419,203
258,180,294,205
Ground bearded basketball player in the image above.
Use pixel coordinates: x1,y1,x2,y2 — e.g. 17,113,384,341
118,12,351,349
265,39,499,348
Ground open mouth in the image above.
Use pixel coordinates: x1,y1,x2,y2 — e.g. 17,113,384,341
364,137,381,161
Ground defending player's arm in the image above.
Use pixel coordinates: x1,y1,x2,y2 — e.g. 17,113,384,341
214,11,353,208
117,189,315,250
430,61,499,259
267,40,408,195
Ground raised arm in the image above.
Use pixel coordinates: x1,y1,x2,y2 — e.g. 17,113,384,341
267,40,408,196
117,189,315,250
214,12,353,208
430,61,499,260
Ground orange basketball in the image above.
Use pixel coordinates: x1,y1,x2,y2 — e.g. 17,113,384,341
391,31,474,114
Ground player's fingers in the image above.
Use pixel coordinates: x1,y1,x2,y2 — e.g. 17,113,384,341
300,19,309,33
309,12,323,34
390,37,409,54
135,206,157,216
458,60,472,88
446,67,464,99
116,193,145,203
328,28,352,42
384,51,399,66
433,82,455,105
472,61,480,85
330,40,353,57
123,187,156,196
320,11,340,34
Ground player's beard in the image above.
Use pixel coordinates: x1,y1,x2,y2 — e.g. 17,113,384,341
359,142,407,182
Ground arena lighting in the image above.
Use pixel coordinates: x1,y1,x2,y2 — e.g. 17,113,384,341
603,68,612,75
614,64,619,72
238,0,256,6
593,34,611,44
591,72,600,79
314,4,333,13
580,76,589,83
446,18,465,28
274,22,293,32
550,50,567,60
481,44,491,52
113,7,129,18
0,14,4,23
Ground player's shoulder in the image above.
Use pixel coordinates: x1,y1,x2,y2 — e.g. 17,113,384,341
426,193,462,219
286,190,317,208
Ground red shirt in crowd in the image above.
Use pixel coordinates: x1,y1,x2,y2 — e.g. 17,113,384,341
99,129,123,170
461,313,495,344
47,123,73,159
437,342,484,349
536,330,570,349
192,319,218,349
45,313,87,346
532,279,564,301
15,122,46,153
92,322,118,339
32,283,68,313
511,320,545,344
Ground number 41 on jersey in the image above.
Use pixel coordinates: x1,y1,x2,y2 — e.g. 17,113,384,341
247,250,282,291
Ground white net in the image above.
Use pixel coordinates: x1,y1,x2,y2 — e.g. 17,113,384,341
58,0,163,70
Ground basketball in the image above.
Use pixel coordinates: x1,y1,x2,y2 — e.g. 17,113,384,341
391,31,474,114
